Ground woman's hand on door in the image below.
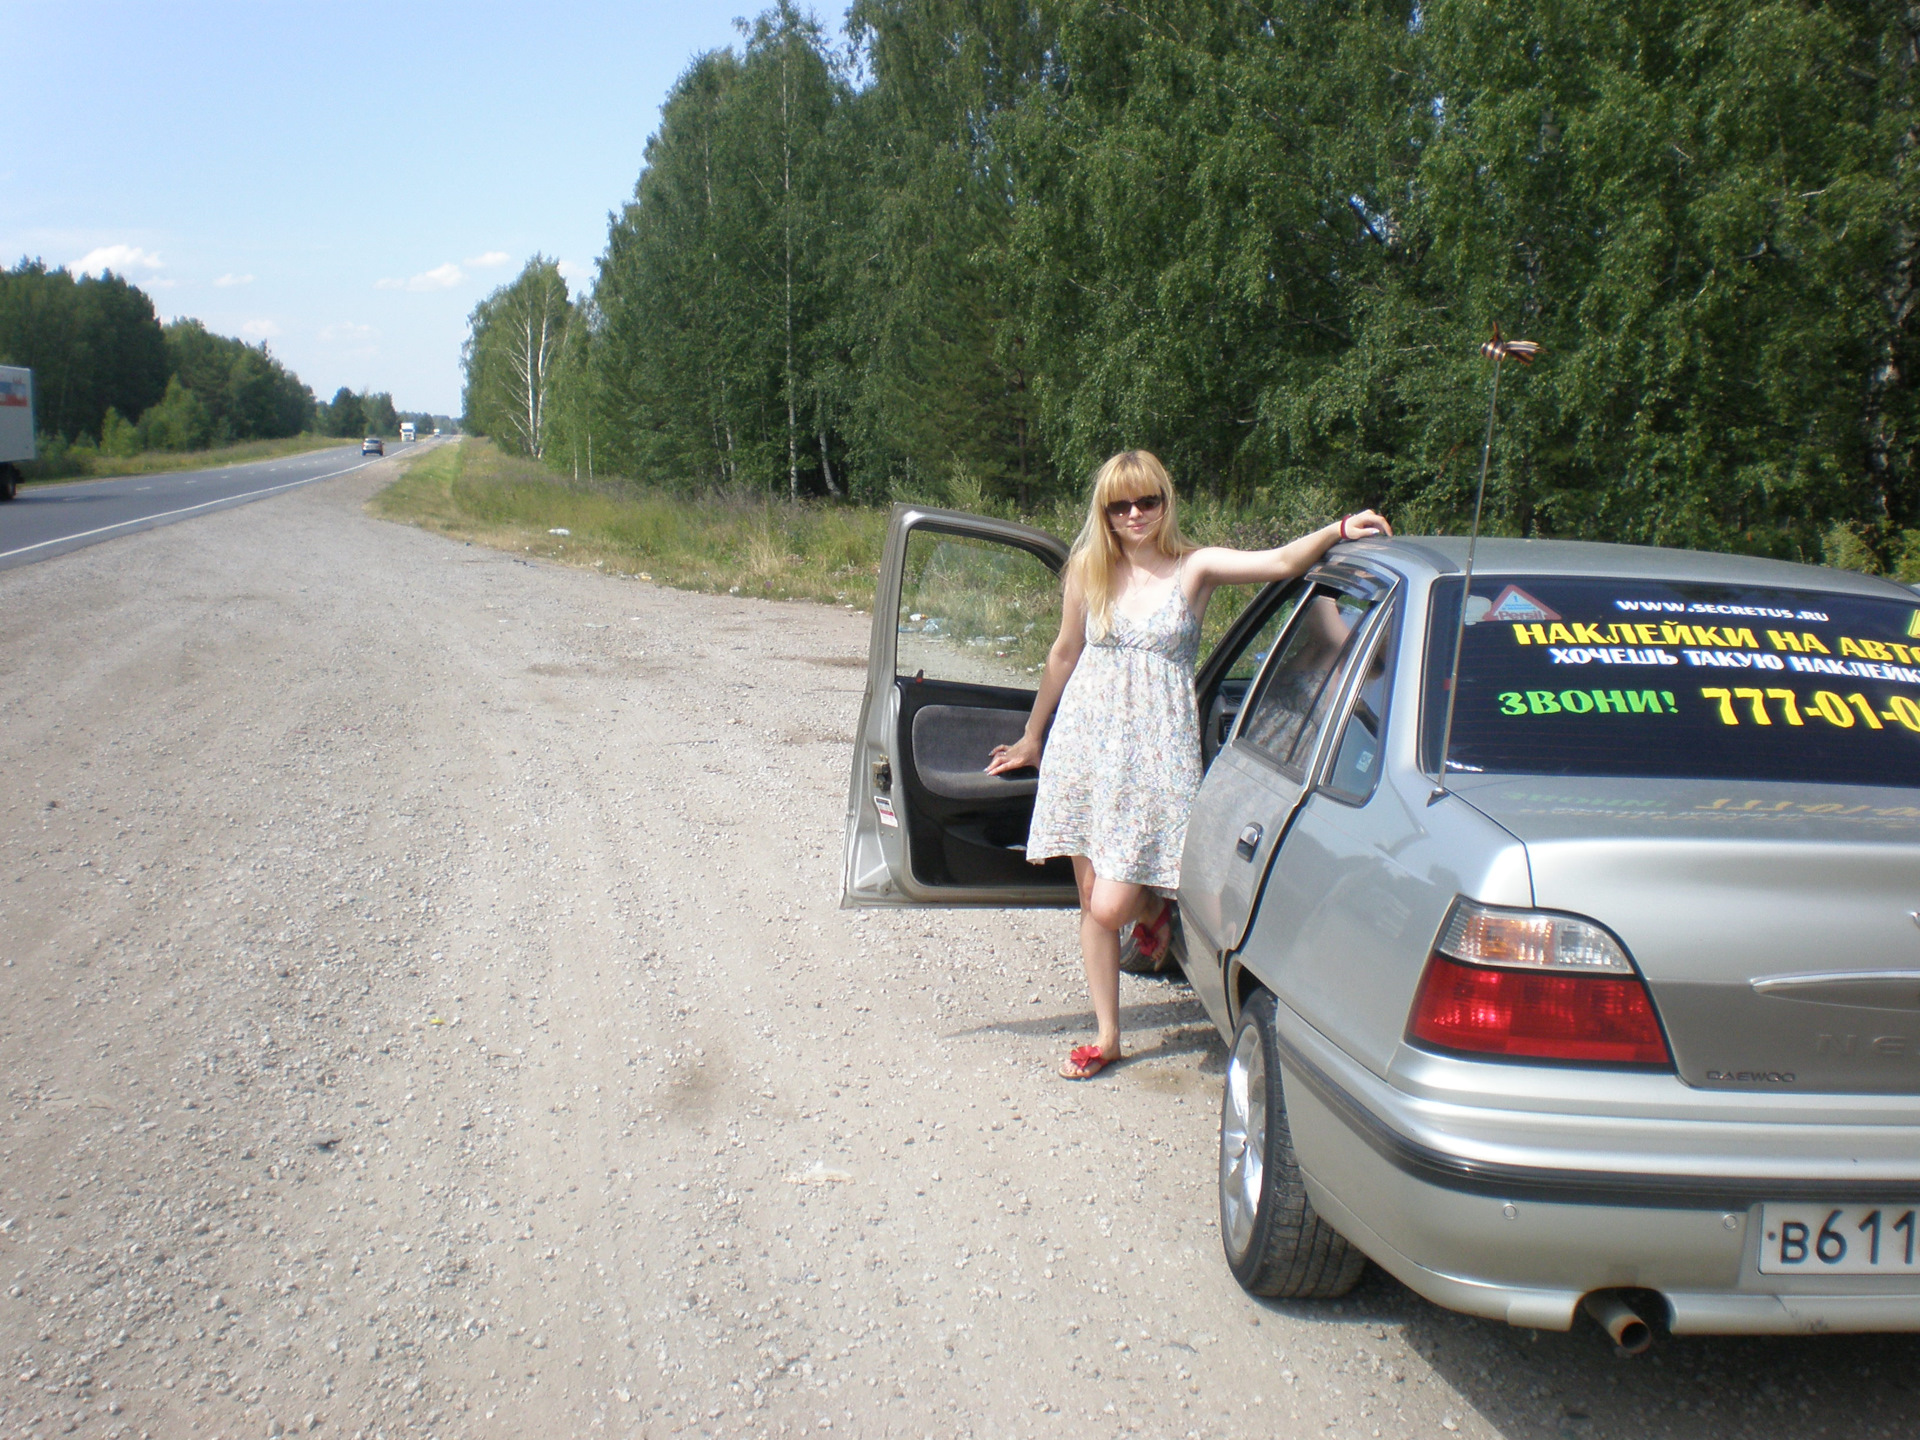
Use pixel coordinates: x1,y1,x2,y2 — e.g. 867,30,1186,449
986,735,1043,774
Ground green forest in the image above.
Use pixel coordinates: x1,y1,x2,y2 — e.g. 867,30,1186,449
0,259,431,469
463,0,1916,570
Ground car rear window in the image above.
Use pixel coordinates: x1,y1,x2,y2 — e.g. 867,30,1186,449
1423,575,1920,787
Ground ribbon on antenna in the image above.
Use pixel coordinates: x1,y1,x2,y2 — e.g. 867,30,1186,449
1481,321,1542,365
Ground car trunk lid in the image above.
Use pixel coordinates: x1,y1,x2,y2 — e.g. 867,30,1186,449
1448,776,1920,1094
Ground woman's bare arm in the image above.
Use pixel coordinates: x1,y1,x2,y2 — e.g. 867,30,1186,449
1185,509,1391,609
984,573,1087,774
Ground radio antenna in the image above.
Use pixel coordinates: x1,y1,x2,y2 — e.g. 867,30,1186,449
1430,322,1541,802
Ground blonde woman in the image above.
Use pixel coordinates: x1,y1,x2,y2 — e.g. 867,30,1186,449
986,451,1391,1079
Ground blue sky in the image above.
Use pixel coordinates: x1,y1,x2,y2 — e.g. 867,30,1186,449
3,0,836,414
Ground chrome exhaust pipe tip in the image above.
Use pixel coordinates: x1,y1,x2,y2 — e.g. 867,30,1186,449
1581,1291,1653,1355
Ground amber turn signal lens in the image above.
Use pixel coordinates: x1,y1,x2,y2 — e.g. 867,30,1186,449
1437,899,1633,973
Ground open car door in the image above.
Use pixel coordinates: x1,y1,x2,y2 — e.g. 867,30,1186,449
842,505,1081,908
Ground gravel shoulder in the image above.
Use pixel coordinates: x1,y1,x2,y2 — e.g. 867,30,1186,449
1,455,1915,1440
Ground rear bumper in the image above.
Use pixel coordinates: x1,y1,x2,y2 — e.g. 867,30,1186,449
1274,1001,1920,1334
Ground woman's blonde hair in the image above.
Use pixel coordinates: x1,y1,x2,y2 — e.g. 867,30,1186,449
1067,449,1195,640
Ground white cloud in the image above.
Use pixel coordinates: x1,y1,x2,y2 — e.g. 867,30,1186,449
320,321,376,342
557,259,587,281
214,273,255,287
465,251,510,268
73,244,165,275
241,319,282,339
377,262,466,293
147,277,178,290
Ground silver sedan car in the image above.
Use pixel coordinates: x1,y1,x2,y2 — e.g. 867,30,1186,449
844,505,1920,1343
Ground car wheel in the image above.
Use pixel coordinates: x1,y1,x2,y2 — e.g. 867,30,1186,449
0,465,17,502
1219,989,1367,1299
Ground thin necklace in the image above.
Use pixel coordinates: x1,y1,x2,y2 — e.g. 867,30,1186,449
1117,560,1175,617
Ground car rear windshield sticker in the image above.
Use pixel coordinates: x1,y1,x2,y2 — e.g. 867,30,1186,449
1611,597,1834,621
1484,585,1560,623
1698,686,1920,731
1499,690,1676,716
1507,617,1920,681
1427,577,1920,786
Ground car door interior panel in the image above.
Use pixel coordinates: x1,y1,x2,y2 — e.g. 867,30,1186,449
909,703,1036,800
890,680,1077,897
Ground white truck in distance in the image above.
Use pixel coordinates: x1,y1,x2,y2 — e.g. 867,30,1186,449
400,422,416,443
0,365,32,502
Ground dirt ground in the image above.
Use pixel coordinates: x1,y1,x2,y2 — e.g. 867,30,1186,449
2,452,1916,1440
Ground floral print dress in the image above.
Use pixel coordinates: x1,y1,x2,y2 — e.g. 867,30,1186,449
1026,565,1203,892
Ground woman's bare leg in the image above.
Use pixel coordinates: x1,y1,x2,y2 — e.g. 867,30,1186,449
1063,857,1151,1076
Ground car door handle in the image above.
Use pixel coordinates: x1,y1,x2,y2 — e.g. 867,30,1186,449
1235,823,1263,860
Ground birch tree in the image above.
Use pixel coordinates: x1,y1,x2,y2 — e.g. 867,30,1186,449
462,257,573,458
724,3,845,496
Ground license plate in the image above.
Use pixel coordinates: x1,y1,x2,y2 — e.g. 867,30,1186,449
1759,1204,1920,1275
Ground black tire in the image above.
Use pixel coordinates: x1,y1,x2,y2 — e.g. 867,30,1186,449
1218,989,1368,1298
0,465,17,501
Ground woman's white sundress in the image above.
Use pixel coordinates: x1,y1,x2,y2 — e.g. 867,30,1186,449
1026,563,1203,891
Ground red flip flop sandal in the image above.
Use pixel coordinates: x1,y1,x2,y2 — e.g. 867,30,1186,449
1130,898,1173,965
1060,1044,1118,1080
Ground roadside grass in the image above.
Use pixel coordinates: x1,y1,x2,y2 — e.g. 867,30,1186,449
23,432,354,486
371,440,891,609
372,439,1344,647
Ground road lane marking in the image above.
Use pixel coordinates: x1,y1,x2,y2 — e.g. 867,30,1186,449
14,446,358,498
0,458,383,562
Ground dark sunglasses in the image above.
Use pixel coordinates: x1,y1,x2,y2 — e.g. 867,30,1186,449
1104,493,1166,519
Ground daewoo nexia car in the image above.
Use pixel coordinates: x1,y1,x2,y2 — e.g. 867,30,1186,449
844,506,1920,1342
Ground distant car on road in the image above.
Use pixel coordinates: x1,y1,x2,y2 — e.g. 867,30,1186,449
400,422,415,443
362,437,384,457
846,505,1920,1345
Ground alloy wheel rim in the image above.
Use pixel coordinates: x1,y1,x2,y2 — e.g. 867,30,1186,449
1220,1022,1268,1259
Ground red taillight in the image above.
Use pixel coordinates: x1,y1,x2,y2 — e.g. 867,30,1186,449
1407,953,1672,1066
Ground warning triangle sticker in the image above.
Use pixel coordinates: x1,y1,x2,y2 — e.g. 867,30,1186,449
1483,585,1560,623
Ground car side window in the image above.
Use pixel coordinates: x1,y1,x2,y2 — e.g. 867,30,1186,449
1237,589,1376,776
896,529,1059,687
1321,614,1395,805
1221,593,1301,683
1197,587,1304,766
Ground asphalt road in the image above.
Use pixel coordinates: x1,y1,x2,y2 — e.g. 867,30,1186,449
0,443,402,570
